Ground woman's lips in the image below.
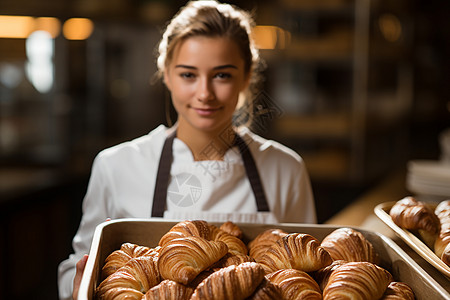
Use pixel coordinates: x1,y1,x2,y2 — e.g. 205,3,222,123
192,107,221,116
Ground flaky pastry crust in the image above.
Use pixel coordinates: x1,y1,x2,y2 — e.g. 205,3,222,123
190,262,265,300
157,236,228,285
258,233,332,273
321,227,379,264
141,279,193,300
266,269,322,300
248,229,288,262
322,261,393,300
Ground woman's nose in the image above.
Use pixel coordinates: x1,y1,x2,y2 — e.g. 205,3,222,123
197,78,214,102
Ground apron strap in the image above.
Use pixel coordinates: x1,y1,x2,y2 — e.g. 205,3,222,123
151,130,176,218
151,130,269,217
233,134,270,212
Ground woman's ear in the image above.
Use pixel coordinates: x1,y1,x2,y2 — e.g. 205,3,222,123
163,71,171,91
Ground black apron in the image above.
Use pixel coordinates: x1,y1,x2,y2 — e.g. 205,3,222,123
151,130,269,217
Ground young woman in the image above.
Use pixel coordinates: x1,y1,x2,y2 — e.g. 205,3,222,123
58,1,316,299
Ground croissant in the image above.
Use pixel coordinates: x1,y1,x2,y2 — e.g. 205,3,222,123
159,220,248,256
247,229,288,262
258,233,332,274
96,255,160,300
190,262,265,300
187,269,215,290
390,196,440,248
266,269,322,300
434,200,450,261
220,221,243,239
211,252,255,271
381,281,415,300
159,220,211,248
440,241,450,266
435,200,450,220
321,227,379,264
157,236,228,285
246,278,283,300
322,261,393,300
210,225,248,255
101,243,160,280
312,260,347,291
434,229,450,260
141,279,193,300
96,287,144,300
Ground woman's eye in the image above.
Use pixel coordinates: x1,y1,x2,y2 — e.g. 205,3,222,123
180,72,195,79
215,73,231,79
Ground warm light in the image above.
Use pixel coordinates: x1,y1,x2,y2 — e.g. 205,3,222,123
35,17,61,38
252,26,291,50
0,16,35,38
0,15,61,39
63,18,94,40
378,13,402,42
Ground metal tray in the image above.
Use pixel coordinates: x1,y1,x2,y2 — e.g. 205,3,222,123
78,218,450,300
375,201,450,279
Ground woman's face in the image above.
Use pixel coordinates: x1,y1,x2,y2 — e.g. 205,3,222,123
164,36,250,135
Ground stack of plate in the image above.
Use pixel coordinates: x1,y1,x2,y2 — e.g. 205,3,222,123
407,160,450,198
440,128,450,163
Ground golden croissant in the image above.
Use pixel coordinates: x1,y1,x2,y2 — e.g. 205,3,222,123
435,200,450,222
211,253,255,271
246,278,283,300
159,220,211,248
220,221,243,239
390,197,439,231
312,260,347,291
101,243,159,280
247,229,288,262
159,220,248,256
435,229,450,260
96,255,160,300
141,279,193,300
188,269,215,290
322,261,393,300
441,242,450,266
266,269,322,300
434,200,450,262
321,227,379,264
390,196,440,249
381,281,415,300
190,262,265,300
209,225,248,255
157,236,228,285
258,233,332,273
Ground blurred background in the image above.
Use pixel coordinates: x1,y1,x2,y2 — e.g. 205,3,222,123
0,0,449,298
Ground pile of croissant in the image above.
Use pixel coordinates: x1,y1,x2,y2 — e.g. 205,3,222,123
95,220,415,300
390,196,450,266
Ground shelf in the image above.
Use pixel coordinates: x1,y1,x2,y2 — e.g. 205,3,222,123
301,149,350,180
274,113,351,140
284,30,353,62
280,0,354,12
265,0,412,184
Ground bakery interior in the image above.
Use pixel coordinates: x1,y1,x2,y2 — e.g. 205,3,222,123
0,0,449,299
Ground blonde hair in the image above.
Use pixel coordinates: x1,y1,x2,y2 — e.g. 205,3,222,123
156,0,264,126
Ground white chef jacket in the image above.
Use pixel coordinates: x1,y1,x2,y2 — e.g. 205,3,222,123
57,124,316,299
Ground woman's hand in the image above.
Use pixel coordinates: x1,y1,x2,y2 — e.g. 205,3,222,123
73,219,110,299
72,254,88,300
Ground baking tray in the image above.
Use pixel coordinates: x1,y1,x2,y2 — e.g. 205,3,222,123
375,201,450,279
78,218,450,300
